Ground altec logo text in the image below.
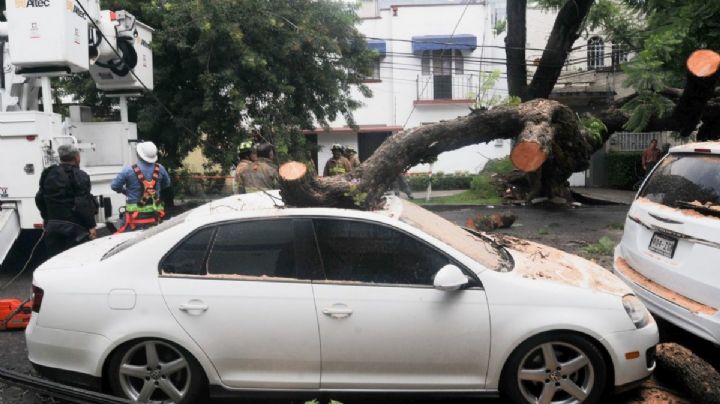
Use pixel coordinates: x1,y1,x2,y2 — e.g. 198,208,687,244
19,0,51,7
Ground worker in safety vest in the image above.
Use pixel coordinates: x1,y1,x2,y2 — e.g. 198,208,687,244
323,144,352,176
111,141,171,232
235,141,277,193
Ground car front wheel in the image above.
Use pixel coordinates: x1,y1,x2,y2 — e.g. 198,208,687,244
108,339,206,404
501,333,608,404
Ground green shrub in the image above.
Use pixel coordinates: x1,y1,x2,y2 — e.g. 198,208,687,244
583,236,616,256
481,157,514,175
607,152,643,190
470,174,499,199
407,174,474,191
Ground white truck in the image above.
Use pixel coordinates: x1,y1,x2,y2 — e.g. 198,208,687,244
0,0,154,264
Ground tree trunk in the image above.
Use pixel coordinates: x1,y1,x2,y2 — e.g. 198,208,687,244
527,0,595,100
672,50,720,136
505,0,529,100
655,343,720,404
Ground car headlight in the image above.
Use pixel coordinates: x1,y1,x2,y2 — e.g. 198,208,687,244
623,294,650,329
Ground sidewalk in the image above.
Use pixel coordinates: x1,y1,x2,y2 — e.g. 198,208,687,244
410,189,465,200
571,187,636,205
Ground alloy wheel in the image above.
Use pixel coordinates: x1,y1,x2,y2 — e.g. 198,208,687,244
516,341,595,404
116,340,191,403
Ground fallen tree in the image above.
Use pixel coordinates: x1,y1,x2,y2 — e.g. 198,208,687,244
279,99,602,208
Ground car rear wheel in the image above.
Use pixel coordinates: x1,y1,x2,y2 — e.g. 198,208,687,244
501,333,607,404
108,339,206,404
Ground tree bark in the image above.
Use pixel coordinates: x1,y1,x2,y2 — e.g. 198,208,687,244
527,0,595,100
505,0,529,100
655,343,720,404
672,50,720,136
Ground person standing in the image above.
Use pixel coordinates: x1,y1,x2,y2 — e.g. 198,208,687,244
35,144,98,258
111,141,171,232
323,144,352,176
642,139,662,175
235,141,277,194
344,145,361,169
255,142,280,189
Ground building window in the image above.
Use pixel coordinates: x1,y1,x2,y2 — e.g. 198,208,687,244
454,50,464,75
611,43,628,70
366,59,381,81
587,37,605,70
421,51,431,75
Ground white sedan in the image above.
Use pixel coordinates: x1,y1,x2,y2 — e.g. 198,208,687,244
27,192,657,404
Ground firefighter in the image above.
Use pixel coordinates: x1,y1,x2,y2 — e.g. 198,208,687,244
235,142,277,193
323,144,352,176
35,144,98,258
344,145,361,169
111,141,171,232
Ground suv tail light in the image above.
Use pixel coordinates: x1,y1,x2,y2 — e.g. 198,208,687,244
32,286,44,313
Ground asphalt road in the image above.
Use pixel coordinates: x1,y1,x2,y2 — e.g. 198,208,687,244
0,205,715,403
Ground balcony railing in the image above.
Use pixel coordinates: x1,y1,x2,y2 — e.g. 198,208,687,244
416,74,478,102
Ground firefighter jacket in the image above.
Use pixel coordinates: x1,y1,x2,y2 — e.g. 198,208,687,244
235,159,278,193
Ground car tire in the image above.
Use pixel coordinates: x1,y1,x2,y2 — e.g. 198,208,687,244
107,339,206,404
500,333,608,404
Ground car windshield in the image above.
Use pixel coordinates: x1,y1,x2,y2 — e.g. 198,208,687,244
102,210,192,259
398,200,510,271
640,154,720,215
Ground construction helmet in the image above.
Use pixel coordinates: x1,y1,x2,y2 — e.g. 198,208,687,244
136,141,158,163
331,143,344,151
238,141,255,153
345,145,357,154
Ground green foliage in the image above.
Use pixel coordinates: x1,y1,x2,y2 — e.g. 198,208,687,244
607,152,643,190
407,174,474,192
493,19,507,36
471,70,519,109
583,236,616,256
580,117,608,145
343,185,368,207
607,222,625,230
419,189,501,206
481,157,515,176
57,0,375,169
470,175,499,200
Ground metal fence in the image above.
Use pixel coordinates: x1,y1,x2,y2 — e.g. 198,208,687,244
607,132,695,152
416,74,477,101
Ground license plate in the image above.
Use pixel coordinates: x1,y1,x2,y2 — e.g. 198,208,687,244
649,233,678,258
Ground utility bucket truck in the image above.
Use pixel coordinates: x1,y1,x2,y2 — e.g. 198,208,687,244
0,0,154,265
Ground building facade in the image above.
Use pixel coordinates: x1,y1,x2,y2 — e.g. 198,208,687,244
312,0,511,176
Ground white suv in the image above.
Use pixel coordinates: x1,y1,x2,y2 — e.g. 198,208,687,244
614,142,720,345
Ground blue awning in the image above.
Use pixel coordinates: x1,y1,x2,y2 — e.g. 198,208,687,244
411,34,477,52
367,39,386,57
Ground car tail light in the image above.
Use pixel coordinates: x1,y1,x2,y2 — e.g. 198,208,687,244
32,286,44,313
694,148,712,153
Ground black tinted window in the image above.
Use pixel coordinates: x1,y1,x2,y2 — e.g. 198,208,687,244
641,154,720,209
313,219,449,285
162,227,214,275
207,220,295,278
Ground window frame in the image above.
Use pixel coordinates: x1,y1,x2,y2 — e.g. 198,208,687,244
158,218,315,284
308,216,483,289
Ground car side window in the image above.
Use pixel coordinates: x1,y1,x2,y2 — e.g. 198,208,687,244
313,218,450,286
207,219,296,278
161,227,215,275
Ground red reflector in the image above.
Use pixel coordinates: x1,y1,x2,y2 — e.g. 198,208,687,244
26,135,37,141
31,286,44,313
33,223,44,229
695,148,712,153
109,11,118,21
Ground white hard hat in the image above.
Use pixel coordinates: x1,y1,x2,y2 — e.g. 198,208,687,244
136,141,158,163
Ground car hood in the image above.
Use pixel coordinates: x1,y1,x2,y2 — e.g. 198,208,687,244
36,232,136,271
492,234,632,297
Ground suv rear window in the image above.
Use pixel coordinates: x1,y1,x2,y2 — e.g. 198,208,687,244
640,154,720,212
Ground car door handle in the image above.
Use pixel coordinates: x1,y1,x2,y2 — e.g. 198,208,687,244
322,305,353,319
179,302,208,312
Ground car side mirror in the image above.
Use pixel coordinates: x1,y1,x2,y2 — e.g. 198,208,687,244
433,264,470,291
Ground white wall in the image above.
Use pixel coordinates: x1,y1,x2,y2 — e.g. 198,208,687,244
319,1,512,176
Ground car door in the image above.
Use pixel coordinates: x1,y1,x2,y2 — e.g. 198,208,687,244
310,218,491,390
158,218,321,389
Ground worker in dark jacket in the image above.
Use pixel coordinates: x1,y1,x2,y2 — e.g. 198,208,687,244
35,144,98,258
